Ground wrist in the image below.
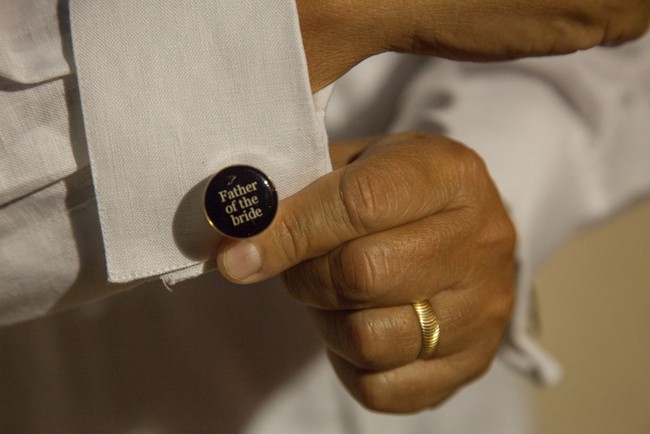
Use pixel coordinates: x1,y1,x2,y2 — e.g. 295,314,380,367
296,0,390,92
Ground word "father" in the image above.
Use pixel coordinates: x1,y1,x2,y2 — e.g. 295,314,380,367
218,181,258,202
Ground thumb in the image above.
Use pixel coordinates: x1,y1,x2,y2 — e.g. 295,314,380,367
215,166,365,284
216,133,464,285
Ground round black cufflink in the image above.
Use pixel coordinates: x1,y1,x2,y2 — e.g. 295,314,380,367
204,165,278,238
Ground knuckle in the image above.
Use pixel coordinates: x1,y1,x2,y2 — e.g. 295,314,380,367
457,145,489,182
354,373,395,412
354,371,431,413
553,1,650,48
493,280,516,325
333,243,387,306
341,315,383,369
471,354,495,382
490,210,517,256
352,367,450,413
274,209,309,265
605,4,650,44
339,164,390,235
282,266,309,302
456,350,495,387
444,144,491,205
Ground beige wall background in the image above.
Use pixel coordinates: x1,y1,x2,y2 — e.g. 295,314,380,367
535,198,650,433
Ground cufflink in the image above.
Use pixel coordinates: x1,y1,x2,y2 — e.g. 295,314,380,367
204,165,278,238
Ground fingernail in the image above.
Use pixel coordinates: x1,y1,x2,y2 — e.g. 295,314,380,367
221,240,262,281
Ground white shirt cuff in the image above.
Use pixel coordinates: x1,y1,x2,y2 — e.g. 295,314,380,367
69,0,331,283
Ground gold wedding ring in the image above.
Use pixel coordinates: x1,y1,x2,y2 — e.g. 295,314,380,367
412,299,441,359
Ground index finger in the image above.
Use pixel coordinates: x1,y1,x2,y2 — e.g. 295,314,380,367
216,133,475,284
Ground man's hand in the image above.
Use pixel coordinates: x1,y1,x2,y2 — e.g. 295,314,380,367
217,133,516,411
298,0,650,91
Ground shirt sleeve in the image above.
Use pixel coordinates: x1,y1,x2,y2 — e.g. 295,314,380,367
0,0,331,325
68,0,331,284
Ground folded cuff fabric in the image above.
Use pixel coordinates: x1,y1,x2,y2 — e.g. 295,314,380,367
69,0,331,284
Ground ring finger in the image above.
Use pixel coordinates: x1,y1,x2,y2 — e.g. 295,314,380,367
308,286,494,372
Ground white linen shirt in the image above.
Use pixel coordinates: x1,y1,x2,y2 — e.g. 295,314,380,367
2,1,650,432
0,0,331,324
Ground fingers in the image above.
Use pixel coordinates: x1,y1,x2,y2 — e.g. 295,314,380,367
283,210,483,310
592,0,650,46
319,283,513,412
408,0,650,54
309,281,513,372
322,300,513,414
217,133,473,285
391,0,650,59
298,0,650,91
309,305,422,372
215,131,516,412
327,347,491,413
282,144,513,310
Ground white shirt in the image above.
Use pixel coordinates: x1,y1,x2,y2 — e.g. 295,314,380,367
2,1,650,432
1,0,331,324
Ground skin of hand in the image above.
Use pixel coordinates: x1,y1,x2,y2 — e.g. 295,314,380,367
217,132,516,412
297,0,650,92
